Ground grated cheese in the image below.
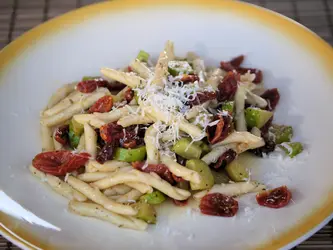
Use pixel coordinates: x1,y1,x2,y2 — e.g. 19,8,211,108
141,161,149,170
64,173,70,182
134,72,212,148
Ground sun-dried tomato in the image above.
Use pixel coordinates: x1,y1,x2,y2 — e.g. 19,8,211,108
217,72,239,102
261,88,280,111
181,74,200,83
106,82,126,92
256,186,292,208
32,150,90,176
99,123,124,143
122,140,137,149
127,66,133,72
88,96,113,113
95,78,109,88
100,123,147,151
96,142,117,164
76,79,108,93
220,61,235,72
77,80,97,93
172,174,185,183
188,91,217,106
207,114,233,144
220,55,245,72
200,193,238,217
54,125,69,146
230,55,245,68
98,123,148,161
120,125,147,148
173,199,188,207
132,161,175,184
212,149,237,169
124,88,134,103
123,125,137,142
95,128,106,148
220,55,262,84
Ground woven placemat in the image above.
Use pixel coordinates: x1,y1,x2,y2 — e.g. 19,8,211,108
0,0,333,249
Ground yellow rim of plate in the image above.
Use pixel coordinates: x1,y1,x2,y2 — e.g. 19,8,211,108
0,0,332,249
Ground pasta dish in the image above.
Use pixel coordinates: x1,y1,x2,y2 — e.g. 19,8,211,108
29,41,303,230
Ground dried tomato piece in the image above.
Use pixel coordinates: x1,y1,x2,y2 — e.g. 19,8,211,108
32,150,90,176
119,125,146,148
173,199,188,207
230,55,245,68
217,72,239,102
81,78,125,92
220,55,244,72
220,55,262,84
188,91,217,106
106,81,126,91
132,161,175,184
94,128,105,148
256,186,292,208
207,114,233,144
124,88,134,103
220,55,244,71
99,124,147,152
94,78,109,88
127,66,133,72
77,79,108,93
212,149,237,169
261,88,280,111
100,123,124,143
54,125,69,145
122,140,137,149
88,96,113,113
181,74,200,83
220,61,235,72
200,193,238,217
172,174,185,183
77,80,97,93
96,142,117,164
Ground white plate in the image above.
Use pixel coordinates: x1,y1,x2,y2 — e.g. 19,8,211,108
0,0,333,249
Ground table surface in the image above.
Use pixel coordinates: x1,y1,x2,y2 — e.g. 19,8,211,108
1,0,333,249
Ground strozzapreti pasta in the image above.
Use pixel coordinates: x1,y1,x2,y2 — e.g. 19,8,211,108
30,41,303,230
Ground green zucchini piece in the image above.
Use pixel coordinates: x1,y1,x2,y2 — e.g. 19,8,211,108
225,158,249,182
221,101,234,114
132,201,156,224
270,124,293,144
245,107,273,129
168,61,193,76
113,146,147,162
279,142,303,158
172,138,202,160
140,191,166,205
186,159,214,190
211,170,230,184
137,50,150,62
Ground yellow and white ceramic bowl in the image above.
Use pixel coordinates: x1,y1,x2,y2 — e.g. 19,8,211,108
0,0,333,249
